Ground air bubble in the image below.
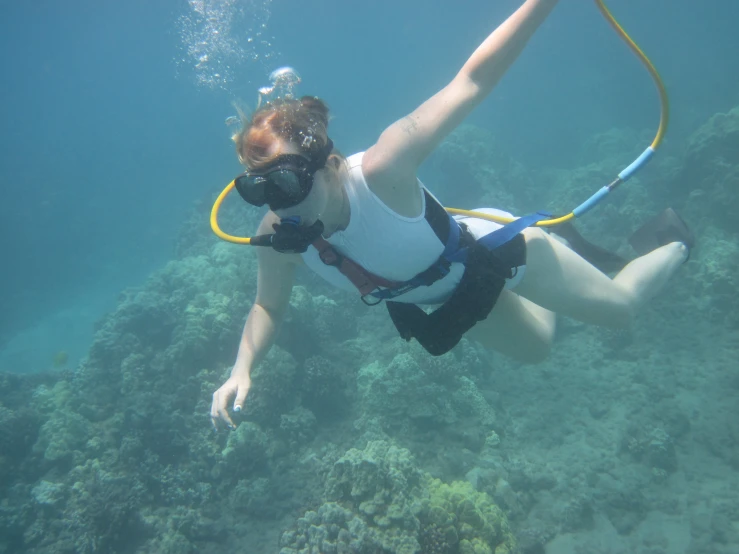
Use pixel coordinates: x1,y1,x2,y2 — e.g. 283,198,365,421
176,0,277,93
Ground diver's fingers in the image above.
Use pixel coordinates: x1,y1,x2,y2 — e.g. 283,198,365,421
234,379,251,412
210,391,223,431
211,387,236,431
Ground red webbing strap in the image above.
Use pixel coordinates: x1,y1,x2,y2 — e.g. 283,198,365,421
312,237,399,296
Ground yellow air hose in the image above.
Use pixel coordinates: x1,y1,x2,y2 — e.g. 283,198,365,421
447,0,670,227
211,0,669,243
210,180,252,244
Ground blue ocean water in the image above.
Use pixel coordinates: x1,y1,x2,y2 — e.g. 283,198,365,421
0,1,738,552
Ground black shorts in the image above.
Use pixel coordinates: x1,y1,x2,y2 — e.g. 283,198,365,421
387,228,527,356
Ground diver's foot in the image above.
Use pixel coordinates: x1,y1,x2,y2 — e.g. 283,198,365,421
666,241,690,265
629,208,695,262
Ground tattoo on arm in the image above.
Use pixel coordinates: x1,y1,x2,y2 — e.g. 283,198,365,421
401,116,418,135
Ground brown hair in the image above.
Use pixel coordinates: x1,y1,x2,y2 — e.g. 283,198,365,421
233,96,333,169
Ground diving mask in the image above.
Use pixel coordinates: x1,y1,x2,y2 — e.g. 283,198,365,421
234,138,333,211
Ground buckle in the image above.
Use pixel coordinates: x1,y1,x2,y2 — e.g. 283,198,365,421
361,292,383,306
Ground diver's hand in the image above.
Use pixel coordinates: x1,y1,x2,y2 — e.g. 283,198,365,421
210,373,251,431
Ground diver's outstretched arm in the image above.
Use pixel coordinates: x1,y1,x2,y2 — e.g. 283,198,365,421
364,0,559,188
210,212,301,431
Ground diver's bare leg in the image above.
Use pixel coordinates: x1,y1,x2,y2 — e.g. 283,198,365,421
468,289,556,364
515,228,688,327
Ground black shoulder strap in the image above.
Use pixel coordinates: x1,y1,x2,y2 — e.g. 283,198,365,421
422,189,450,244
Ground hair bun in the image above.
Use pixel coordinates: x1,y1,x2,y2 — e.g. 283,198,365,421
234,95,334,168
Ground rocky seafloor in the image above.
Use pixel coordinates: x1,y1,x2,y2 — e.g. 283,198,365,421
1,104,738,554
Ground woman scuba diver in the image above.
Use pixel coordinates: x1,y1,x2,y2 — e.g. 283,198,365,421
210,0,692,431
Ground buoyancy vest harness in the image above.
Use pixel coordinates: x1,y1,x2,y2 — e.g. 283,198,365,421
312,192,550,355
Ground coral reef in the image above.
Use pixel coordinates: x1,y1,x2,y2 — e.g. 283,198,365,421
419,478,516,554
680,105,739,222
280,441,516,554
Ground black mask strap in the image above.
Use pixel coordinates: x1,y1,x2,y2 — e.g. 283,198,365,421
308,138,334,173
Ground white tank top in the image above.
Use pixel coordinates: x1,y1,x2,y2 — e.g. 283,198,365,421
301,152,523,305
